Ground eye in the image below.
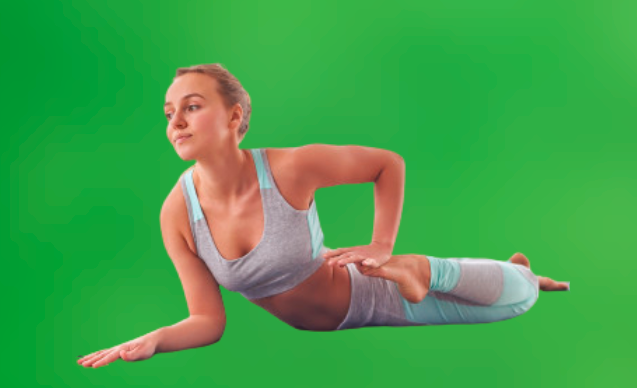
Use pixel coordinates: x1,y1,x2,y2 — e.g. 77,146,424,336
165,105,199,120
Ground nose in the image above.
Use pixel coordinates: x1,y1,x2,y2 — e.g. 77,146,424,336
170,111,187,130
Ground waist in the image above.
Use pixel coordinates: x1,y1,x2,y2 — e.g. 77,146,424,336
249,261,351,331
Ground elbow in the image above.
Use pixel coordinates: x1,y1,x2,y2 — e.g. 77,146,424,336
194,314,226,346
209,333,224,346
211,320,226,345
385,151,405,172
374,151,405,182
381,149,404,167
389,151,404,165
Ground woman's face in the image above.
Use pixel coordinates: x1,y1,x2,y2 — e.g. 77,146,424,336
164,73,239,161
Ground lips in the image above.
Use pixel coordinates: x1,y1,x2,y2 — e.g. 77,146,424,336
175,135,191,144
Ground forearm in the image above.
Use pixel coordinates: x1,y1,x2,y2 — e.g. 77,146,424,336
371,153,405,251
150,315,225,354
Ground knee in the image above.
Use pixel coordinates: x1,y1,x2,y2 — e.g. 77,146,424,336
519,292,538,316
513,284,539,316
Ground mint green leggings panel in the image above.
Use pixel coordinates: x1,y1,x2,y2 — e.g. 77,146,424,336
336,256,539,330
400,257,539,325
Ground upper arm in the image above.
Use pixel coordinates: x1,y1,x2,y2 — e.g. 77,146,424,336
292,144,404,191
160,189,226,330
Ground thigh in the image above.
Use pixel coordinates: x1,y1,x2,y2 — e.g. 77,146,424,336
336,259,539,329
400,261,539,325
336,262,423,330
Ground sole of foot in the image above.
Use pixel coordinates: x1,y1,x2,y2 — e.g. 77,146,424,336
367,254,430,304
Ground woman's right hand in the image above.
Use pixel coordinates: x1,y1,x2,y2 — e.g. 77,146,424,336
77,332,160,368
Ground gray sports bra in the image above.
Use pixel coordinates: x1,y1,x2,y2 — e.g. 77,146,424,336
180,148,329,300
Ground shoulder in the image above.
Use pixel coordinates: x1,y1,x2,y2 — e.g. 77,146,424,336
160,168,197,254
262,146,317,209
263,147,298,169
263,146,305,185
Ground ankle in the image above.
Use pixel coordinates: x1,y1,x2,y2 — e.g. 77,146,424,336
427,256,461,292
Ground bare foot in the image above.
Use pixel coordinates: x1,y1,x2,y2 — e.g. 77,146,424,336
538,276,570,291
362,254,431,304
508,253,569,291
509,252,531,269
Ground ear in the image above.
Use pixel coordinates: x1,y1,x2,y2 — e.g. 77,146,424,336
229,102,243,129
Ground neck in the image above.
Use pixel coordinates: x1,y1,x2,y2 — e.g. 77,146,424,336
192,148,256,206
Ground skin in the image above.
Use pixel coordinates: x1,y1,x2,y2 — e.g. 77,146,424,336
163,72,354,331
161,73,568,327
77,72,569,368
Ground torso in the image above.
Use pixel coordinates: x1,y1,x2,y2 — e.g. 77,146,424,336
174,147,351,331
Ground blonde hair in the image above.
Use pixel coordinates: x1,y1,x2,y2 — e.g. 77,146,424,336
174,63,252,140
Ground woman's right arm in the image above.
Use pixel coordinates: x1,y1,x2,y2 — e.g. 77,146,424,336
155,188,227,353
78,190,226,368
152,314,223,354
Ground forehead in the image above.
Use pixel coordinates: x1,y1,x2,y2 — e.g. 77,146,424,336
164,73,218,105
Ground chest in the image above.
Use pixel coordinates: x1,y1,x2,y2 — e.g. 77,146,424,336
203,191,264,261
192,151,314,262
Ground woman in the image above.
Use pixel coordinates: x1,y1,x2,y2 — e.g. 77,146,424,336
78,63,569,368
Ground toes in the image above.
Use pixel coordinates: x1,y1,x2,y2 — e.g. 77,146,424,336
539,277,570,291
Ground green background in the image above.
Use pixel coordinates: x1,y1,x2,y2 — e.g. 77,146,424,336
4,0,634,387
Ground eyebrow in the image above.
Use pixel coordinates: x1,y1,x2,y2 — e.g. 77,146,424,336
164,93,207,107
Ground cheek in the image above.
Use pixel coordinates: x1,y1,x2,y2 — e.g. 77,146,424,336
196,111,220,127
194,114,226,136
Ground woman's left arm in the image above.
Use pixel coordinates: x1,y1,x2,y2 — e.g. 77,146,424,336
369,153,405,252
291,144,406,269
323,154,405,269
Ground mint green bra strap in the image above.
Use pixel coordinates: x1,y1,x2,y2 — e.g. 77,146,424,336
184,169,204,222
250,148,272,189
307,200,325,259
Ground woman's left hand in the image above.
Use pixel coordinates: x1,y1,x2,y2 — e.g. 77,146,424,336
322,242,393,272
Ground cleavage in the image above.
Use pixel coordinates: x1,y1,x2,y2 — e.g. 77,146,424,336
204,187,265,261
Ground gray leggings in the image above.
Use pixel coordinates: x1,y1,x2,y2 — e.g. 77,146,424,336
336,255,539,330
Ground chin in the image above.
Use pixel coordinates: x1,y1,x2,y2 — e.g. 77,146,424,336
174,147,197,162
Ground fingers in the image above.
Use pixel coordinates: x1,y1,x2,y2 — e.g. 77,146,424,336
322,248,341,260
92,348,121,368
327,252,354,267
78,349,108,366
327,253,378,268
78,347,120,368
